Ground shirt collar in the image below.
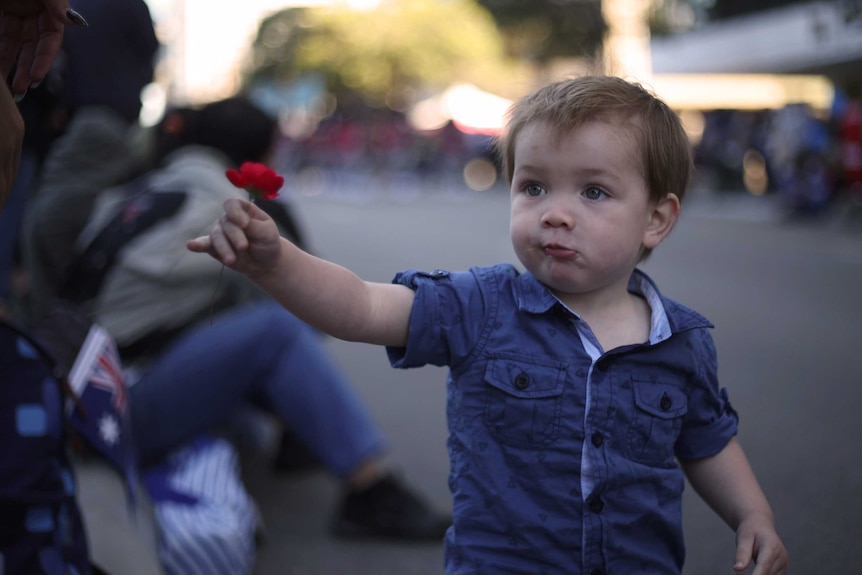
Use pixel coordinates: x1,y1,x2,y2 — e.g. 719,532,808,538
514,271,560,314
628,270,672,345
514,268,712,340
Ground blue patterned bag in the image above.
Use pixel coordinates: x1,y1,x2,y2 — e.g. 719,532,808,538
0,319,92,575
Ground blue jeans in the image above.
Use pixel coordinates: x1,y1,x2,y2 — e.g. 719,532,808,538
129,302,386,478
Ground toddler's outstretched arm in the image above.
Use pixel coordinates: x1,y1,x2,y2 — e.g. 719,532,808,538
188,198,415,346
681,438,788,575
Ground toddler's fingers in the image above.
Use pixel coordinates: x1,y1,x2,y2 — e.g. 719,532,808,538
186,235,211,253
733,533,754,573
223,197,253,226
749,544,787,575
220,216,252,252
207,218,243,265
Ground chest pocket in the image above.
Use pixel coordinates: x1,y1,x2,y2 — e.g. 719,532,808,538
627,380,688,464
483,354,567,448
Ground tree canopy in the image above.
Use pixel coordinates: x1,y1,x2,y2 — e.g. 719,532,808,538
475,0,606,63
241,0,531,108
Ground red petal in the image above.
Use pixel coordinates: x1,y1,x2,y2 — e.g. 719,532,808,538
260,172,284,195
225,169,248,189
241,162,267,180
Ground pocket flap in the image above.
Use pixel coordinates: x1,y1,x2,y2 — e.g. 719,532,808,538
484,355,566,399
632,381,688,419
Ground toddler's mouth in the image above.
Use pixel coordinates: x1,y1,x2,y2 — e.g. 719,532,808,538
543,243,578,259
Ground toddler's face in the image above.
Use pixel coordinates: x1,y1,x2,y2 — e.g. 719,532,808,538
508,120,659,305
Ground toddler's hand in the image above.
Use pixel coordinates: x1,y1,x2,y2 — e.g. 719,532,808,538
187,198,282,277
733,512,788,575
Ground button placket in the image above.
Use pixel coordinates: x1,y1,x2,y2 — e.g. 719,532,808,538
595,357,611,372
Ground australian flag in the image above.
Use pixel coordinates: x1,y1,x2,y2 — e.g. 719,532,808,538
67,323,138,502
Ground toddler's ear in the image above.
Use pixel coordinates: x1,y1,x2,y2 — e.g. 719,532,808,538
643,193,680,249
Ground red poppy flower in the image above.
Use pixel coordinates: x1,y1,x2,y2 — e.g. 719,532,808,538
225,162,284,200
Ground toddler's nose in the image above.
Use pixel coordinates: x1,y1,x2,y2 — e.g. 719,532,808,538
541,199,574,229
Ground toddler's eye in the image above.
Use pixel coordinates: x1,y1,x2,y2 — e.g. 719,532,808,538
524,183,546,197
584,186,606,200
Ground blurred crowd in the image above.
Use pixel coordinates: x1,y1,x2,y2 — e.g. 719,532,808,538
270,90,862,214
273,108,499,184
693,94,862,218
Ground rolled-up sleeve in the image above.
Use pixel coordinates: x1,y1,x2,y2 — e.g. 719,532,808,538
386,268,486,370
675,328,739,460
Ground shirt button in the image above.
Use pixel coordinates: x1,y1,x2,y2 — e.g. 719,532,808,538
589,496,604,514
596,358,611,372
591,431,604,448
660,392,673,411
514,374,530,390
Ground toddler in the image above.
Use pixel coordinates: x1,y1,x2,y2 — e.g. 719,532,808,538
189,75,788,575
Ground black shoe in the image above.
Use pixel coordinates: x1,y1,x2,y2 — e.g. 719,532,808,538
332,473,451,542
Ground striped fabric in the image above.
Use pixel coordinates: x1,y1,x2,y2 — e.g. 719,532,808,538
143,436,259,575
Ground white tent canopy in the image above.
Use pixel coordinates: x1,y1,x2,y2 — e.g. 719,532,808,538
408,83,513,135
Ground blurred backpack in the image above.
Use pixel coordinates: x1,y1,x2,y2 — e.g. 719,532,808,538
58,175,187,305
0,318,92,574
58,173,306,308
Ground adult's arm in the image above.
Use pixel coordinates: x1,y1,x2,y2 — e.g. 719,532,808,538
0,83,23,211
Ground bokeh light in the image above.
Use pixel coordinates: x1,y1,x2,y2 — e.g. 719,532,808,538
462,158,498,192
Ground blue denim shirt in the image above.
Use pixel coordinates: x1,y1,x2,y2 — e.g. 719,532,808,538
387,264,738,575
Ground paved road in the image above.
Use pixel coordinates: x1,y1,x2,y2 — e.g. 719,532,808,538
247,176,862,575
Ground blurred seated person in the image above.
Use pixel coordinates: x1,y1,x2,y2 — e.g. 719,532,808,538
29,95,451,544
20,0,158,321
60,0,158,125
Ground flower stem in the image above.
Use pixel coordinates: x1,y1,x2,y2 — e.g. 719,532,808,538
209,263,225,325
